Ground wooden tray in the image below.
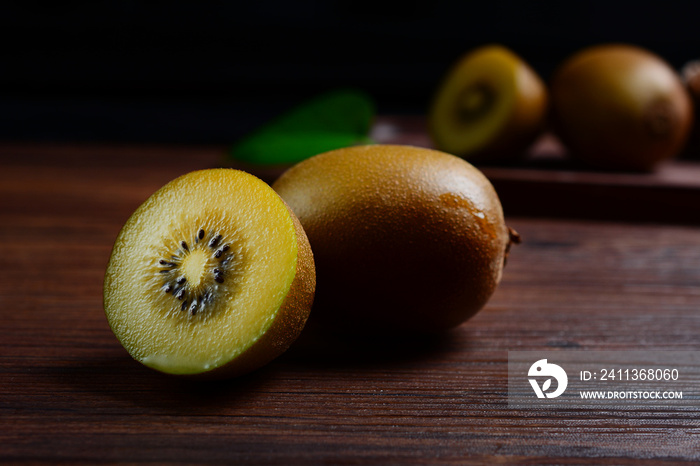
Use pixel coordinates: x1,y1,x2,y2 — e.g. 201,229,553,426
371,115,700,224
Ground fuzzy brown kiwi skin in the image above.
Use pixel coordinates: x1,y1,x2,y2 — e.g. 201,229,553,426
551,44,694,172
183,202,315,380
464,57,548,163
490,66,547,162
681,60,700,159
272,144,514,335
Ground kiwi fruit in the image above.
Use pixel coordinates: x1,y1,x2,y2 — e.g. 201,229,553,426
429,44,548,162
551,44,694,171
104,169,315,378
681,60,700,158
272,144,519,334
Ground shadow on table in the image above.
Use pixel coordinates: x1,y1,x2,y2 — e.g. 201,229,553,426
43,348,274,414
43,319,471,414
280,319,469,370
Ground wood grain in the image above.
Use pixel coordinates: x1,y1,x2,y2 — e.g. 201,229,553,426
1,138,700,464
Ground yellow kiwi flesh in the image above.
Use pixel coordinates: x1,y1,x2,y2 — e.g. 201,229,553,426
272,145,516,334
104,169,315,377
551,44,694,171
429,45,548,162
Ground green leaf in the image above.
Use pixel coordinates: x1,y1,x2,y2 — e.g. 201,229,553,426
229,89,375,165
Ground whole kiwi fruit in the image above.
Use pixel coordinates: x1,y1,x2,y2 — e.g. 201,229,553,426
551,44,694,171
272,144,519,334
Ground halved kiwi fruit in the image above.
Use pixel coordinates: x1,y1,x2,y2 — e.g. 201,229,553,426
272,144,519,334
551,44,694,171
429,45,548,162
104,169,315,378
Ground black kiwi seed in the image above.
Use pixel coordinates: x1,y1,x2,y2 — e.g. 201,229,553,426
181,300,188,311
177,276,186,285
175,288,186,300
159,260,175,266
214,244,230,259
198,229,205,240
181,241,189,252
209,234,222,248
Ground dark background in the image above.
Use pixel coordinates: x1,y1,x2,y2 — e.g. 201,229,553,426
1,0,698,143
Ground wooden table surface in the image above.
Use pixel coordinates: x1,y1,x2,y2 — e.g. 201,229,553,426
2,129,700,464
